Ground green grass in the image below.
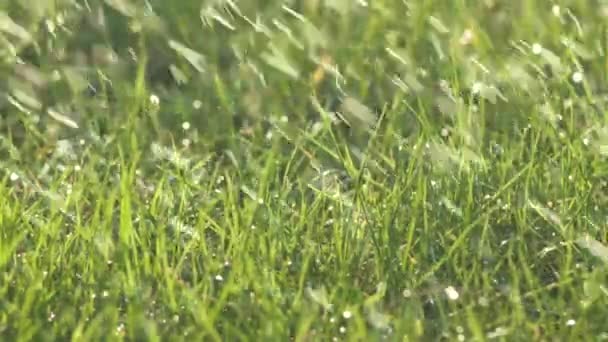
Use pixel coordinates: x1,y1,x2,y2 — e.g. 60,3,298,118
2,0,608,340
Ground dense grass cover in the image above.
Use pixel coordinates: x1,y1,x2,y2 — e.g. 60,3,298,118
1,0,608,340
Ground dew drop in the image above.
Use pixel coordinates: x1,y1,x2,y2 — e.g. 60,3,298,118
149,94,160,106
9,172,19,182
444,286,460,300
552,5,561,17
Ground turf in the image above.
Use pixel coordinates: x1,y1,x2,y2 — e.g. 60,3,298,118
1,0,608,340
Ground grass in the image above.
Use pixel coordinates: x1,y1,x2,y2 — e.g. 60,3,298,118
1,0,608,340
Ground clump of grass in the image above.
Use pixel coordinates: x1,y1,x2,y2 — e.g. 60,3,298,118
1,0,608,340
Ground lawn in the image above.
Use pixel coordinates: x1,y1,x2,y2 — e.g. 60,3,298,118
1,0,608,340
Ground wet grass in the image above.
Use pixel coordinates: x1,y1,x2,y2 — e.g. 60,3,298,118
2,0,608,340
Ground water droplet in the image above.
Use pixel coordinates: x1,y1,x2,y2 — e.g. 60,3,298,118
572,71,583,83
532,43,543,55
552,5,561,17
182,121,191,130
471,82,483,94
444,286,460,300
149,94,160,106
342,310,352,319
459,29,474,45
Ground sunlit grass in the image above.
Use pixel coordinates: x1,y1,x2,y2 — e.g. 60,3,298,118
1,0,608,340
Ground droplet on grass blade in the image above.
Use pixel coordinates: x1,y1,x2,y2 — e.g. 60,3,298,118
149,94,160,106
576,234,608,264
444,286,459,300
552,5,561,17
459,29,474,45
572,71,584,83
